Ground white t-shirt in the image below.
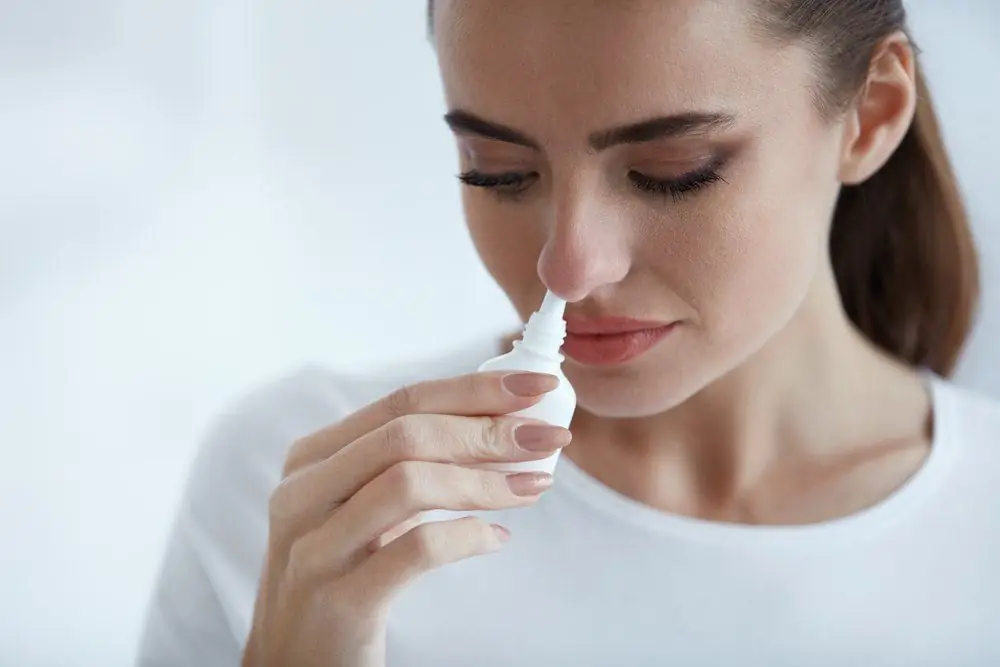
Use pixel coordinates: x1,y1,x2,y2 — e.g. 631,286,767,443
136,338,1000,667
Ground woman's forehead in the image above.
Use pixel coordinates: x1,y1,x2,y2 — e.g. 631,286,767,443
433,0,808,142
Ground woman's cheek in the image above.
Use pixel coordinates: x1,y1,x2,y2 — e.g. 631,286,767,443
695,128,840,340
661,198,821,348
463,199,545,318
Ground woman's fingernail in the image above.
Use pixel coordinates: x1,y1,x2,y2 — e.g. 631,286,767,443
514,424,572,452
502,372,559,398
507,472,554,496
491,524,511,543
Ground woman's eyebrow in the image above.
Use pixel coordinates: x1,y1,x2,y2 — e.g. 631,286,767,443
588,112,737,150
443,109,736,151
444,110,541,149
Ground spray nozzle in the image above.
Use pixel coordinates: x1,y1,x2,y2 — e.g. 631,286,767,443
516,290,568,358
538,291,567,319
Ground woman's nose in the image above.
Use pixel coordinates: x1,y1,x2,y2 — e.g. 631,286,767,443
536,188,632,303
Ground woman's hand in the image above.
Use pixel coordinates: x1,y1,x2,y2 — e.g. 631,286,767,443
241,371,572,667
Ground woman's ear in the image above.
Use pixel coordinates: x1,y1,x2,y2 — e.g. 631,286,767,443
838,32,918,185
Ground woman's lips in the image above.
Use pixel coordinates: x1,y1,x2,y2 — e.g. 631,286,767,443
561,317,677,366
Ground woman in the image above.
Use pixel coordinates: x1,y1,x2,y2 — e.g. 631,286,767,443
138,1,1000,665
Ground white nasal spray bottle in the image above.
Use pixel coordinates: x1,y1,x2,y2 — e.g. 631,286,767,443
476,289,577,477
419,291,576,526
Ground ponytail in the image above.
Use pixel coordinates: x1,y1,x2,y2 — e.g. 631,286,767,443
829,64,978,376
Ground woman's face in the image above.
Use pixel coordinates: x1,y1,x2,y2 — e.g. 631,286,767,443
434,0,848,418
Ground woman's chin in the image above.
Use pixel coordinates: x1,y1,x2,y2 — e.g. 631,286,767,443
567,365,700,420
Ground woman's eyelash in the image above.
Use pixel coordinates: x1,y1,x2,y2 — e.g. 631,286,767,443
457,170,536,194
627,164,726,202
457,162,727,201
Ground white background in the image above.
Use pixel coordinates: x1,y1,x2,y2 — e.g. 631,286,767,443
0,2,996,665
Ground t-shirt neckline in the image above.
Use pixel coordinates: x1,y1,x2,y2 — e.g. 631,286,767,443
552,373,960,548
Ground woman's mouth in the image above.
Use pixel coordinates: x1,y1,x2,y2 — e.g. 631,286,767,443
561,316,678,366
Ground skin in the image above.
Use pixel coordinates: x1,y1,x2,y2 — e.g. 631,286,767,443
434,0,931,524
244,2,934,664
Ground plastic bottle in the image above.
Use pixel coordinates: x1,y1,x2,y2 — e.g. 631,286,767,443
475,289,576,476
419,290,576,525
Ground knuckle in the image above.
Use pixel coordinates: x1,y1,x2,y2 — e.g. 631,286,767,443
384,460,428,506
281,436,312,477
405,523,445,566
384,383,420,419
384,415,425,459
285,536,315,584
462,372,490,404
476,470,505,503
267,476,296,520
479,417,505,456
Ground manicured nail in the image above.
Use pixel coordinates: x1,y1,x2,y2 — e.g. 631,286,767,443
502,372,559,398
507,472,554,496
514,424,572,452
492,524,511,543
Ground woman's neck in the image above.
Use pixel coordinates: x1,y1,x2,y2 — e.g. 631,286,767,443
564,267,933,525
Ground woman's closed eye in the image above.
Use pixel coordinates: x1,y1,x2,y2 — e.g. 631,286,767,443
458,169,539,197
458,159,727,202
627,161,727,202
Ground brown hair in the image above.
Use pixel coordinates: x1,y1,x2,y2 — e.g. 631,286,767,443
429,0,979,376
758,0,978,376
